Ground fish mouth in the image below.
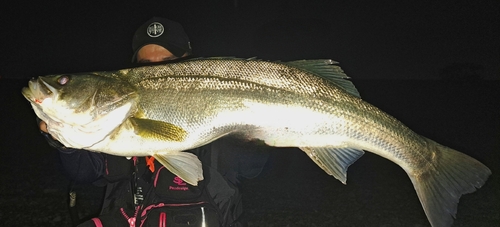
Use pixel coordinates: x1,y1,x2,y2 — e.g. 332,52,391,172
22,77,57,104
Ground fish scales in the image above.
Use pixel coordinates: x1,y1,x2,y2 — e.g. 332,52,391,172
22,57,491,227
135,60,426,167
126,59,335,97
127,59,429,171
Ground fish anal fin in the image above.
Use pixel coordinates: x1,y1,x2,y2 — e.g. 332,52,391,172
129,117,187,142
300,147,365,184
153,152,204,186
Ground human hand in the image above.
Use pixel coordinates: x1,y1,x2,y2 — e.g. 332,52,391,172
39,120,57,140
39,120,48,133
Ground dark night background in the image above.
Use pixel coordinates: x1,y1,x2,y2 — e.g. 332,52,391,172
0,0,499,226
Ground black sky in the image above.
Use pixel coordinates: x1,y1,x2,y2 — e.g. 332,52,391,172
1,0,498,79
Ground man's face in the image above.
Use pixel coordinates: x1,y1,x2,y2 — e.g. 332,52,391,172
136,44,178,63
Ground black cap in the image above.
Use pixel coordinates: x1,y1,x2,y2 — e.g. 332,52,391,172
132,17,192,62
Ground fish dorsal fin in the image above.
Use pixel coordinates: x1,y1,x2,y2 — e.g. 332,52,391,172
286,59,361,98
300,147,365,184
181,57,360,97
129,117,187,142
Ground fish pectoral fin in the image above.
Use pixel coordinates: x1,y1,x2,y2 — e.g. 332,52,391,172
153,152,204,186
300,147,365,184
129,117,187,142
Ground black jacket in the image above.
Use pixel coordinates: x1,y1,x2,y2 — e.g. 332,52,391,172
41,129,269,226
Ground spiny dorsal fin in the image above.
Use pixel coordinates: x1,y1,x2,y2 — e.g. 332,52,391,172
181,57,361,98
285,59,360,98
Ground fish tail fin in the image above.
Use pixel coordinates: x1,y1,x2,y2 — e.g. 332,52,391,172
153,152,204,186
409,138,491,227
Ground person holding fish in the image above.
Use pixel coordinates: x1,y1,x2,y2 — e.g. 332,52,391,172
27,14,493,227
38,17,268,227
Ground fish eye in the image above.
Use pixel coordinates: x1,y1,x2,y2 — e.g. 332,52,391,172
58,75,70,85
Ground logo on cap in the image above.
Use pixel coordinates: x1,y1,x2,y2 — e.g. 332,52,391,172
147,22,164,38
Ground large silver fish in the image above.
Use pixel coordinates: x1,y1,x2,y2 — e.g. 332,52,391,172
22,57,490,227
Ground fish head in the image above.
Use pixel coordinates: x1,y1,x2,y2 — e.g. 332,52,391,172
22,73,139,148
